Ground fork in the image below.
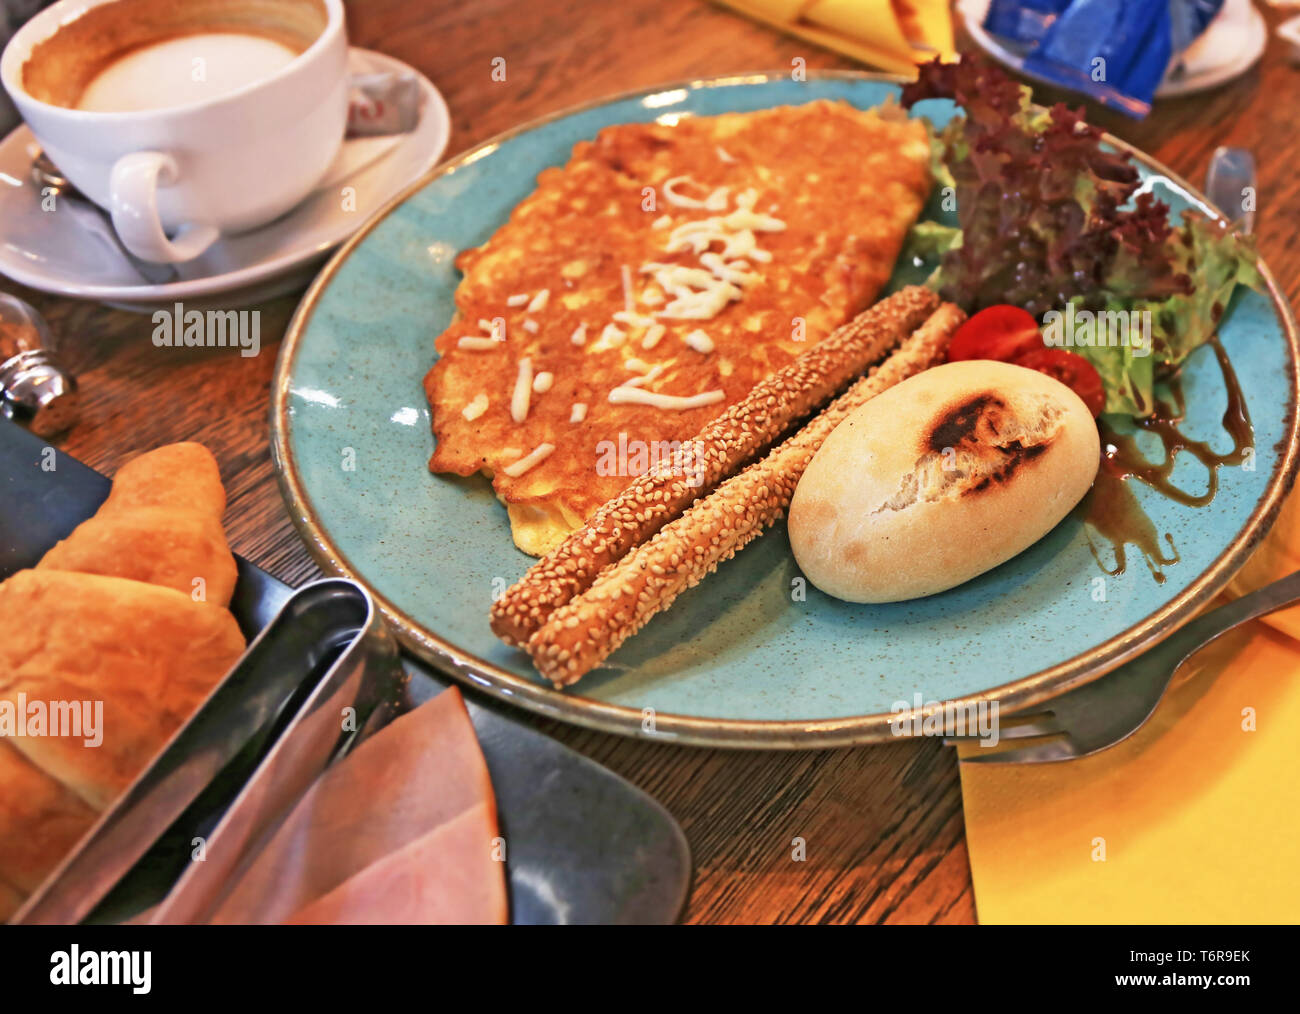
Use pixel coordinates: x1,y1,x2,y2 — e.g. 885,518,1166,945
955,567,1300,764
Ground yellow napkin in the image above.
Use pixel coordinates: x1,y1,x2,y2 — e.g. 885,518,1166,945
958,489,1300,924
711,0,957,74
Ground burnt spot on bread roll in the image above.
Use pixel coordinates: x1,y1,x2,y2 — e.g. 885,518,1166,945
926,393,1007,453
969,441,1049,492
874,392,1065,512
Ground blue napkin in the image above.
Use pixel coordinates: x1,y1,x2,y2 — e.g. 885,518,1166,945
984,0,1225,117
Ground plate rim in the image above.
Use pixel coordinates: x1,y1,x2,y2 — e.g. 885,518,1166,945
270,69,1300,749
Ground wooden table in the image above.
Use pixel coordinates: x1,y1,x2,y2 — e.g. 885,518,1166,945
10,0,1299,924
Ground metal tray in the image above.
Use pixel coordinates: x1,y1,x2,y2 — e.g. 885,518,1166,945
0,420,691,924
16,577,390,925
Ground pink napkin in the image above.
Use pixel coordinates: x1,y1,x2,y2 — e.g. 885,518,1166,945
211,687,507,925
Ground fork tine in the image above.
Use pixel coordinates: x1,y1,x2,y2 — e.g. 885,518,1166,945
958,735,1081,765
991,713,1061,740
942,711,1060,746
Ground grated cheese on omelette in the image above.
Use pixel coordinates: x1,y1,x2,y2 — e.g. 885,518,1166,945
424,100,933,555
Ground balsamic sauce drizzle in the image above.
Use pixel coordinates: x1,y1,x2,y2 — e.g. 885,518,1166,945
1082,338,1253,584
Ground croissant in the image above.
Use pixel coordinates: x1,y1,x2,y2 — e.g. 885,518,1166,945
0,443,245,921
36,442,238,606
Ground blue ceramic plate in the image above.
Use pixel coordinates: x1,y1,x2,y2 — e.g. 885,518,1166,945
271,73,1300,748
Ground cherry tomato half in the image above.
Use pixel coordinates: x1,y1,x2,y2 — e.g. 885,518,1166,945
947,305,1043,364
1012,348,1106,417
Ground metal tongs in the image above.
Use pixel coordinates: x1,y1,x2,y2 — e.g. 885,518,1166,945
13,578,398,925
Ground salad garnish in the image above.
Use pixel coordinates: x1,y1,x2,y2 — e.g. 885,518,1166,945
900,57,1260,417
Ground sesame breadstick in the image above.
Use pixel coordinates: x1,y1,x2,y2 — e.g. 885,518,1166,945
526,303,965,687
490,285,941,647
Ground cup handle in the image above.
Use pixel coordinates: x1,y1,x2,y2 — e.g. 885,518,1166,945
109,152,219,264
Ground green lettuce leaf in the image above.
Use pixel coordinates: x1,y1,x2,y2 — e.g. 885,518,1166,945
1082,214,1262,414
900,58,1264,417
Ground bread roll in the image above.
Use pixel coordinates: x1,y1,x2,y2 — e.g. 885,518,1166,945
37,442,236,606
788,360,1100,602
0,879,24,924
0,442,244,918
0,569,246,810
98,442,227,522
0,741,97,896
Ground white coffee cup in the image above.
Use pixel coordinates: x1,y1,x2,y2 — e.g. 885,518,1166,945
1,0,349,264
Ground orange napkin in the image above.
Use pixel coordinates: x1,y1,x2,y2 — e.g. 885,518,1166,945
958,489,1300,924
711,0,957,73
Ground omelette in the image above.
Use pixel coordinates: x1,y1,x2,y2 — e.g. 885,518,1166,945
424,99,932,555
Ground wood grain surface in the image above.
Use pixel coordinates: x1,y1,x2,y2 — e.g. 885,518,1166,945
7,0,1299,924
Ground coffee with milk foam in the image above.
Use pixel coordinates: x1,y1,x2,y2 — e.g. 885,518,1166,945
76,33,300,113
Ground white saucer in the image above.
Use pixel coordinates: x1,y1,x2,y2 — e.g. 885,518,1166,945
958,0,1267,102
0,48,450,310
